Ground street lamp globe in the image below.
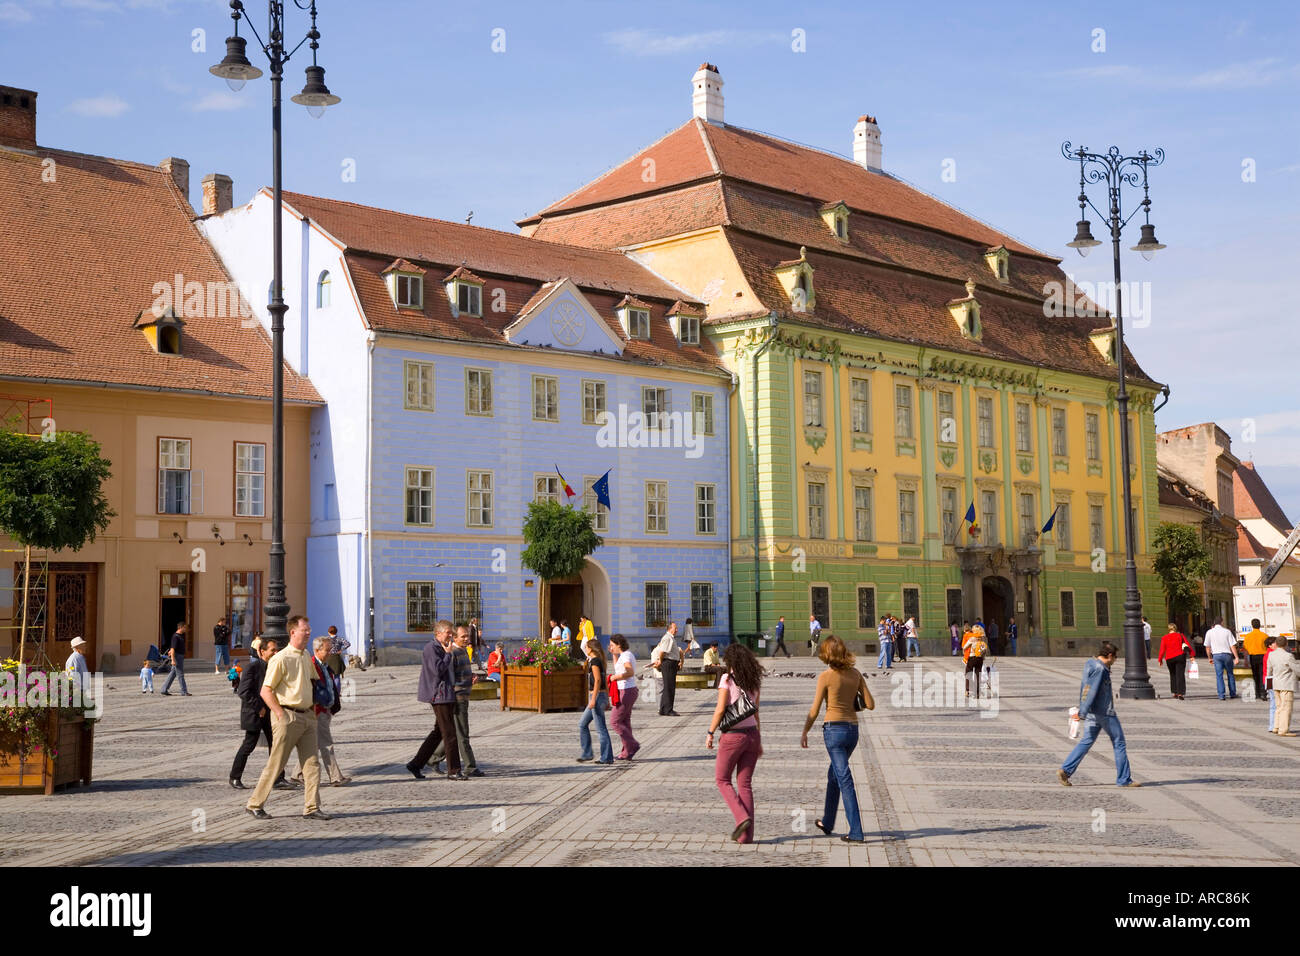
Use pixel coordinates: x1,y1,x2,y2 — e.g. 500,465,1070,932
209,35,263,92
1130,223,1167,261
1066,219,1102,257
291,65,341,118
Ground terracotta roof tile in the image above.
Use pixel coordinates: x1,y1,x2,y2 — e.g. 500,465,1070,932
444,265,484,284
1234,461,1294,530
382,258,426,274
0,146,319,403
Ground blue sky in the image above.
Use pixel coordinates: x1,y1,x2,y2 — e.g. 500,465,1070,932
3,0,1298,521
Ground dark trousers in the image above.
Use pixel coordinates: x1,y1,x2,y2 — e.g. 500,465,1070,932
1249,654,1266,698
161,655,188,694
965,657,984,697
230,721,285,783
895,638,907,663
430,698,476,771
659,659,679,714
411,703,461,775
1166,656,1187,697
773,635,790,657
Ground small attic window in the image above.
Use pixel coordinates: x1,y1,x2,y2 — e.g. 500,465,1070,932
820,202,850,243
774,247,815,313
395,274,423,309
629,308,650,339
458,283,482,317
984,246,1010,283
137,306,185,355
159,326,181,355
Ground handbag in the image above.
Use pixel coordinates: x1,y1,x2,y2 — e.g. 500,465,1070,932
718,677,757,732
853,672,870,712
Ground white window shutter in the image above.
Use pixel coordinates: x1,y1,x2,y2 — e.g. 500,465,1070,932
158,471,166,512
192,469,204,515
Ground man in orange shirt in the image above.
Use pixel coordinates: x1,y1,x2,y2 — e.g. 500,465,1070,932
1242,618,1270,701
962,622,987,699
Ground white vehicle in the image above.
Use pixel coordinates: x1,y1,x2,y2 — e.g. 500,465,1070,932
1233,584,1296,641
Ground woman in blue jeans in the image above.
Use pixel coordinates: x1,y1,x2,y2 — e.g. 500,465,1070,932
802,634,874,843
576,640,613,764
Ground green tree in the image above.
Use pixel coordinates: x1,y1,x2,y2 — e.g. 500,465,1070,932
1151,521,1212,621
0,428,114,660
520,501,602,641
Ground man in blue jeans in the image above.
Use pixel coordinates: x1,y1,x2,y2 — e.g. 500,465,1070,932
1057,641,1140,787
1204,618,1240,700
160,623,192,696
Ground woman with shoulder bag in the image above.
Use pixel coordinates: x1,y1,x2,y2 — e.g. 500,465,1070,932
802,634,873,843
577,639,614,764
1157,622,1195,700
706,642,764,843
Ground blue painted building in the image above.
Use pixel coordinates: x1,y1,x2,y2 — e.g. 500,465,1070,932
202,188,732,659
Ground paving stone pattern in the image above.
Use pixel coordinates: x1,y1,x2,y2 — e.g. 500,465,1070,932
1,655,1296,867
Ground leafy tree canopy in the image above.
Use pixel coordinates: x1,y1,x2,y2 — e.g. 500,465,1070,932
0,429,114,551
1151,521,1212,617
520,501,602,580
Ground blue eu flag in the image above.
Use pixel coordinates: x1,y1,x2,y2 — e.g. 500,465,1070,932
964,502,976,523
593,470,612,511
1041,505,1059,534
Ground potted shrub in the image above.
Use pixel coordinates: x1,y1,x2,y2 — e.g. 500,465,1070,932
500,639,586,713
0,658,96,794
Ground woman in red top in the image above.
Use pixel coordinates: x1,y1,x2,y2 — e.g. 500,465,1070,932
1158,623,1195,699
486,643,504,683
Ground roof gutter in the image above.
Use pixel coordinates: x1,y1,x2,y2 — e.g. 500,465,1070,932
0,374,322,405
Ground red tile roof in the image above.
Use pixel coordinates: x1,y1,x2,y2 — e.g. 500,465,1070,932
382,258,426,275
0,146,319,403
1238,522,1300,568
1234,461,1294,530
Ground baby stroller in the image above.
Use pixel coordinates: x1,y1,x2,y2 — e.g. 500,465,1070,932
146,644,172,675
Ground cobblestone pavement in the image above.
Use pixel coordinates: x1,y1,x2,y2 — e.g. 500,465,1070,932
2,654,1296,867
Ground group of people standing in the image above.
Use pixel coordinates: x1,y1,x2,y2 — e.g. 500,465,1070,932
875,614,919,668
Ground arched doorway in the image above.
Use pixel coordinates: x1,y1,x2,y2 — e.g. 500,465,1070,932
546,559,612,639
981,576,1015,654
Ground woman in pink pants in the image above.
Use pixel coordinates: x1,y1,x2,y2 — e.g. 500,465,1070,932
607,634,640,760
706,643,764,843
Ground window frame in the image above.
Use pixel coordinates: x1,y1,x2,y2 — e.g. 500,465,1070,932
806,480,827,539
937,389,956,442
894,384,914,440
979,488,998,545
628,308,651,340
316,269,331,309
1060,589,1076,629
850,377,871,434
690,582,714,627
644,582,669,628
233,441,266,518
1018,491,1037,544
898,488,917,544
1051,406,1069,457
457,282,483,318
644,480,668,534
583,475,610,532
1089,503,1105,552
532,375,559,422
642,386,671,430
404,360,435,412
394,273,423,310
406,581,436,633
691,391,715,436
1015,400,1033,454
533,473,562,506
464,367,493,417
157,436,192,516
1055,501,1071,551
678,314,700,345
803,368,824,428
453,581,481,625
404,466,435,527
1094,590,1111,629
857,585,877,630
695,483,716,536
977,395,995,449
466,470,493,528
1085,411,1101,461
854,483,875,542
582,380,607,426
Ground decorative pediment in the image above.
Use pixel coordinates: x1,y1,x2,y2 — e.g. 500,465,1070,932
1089,324,1117,366
503,278,624,355
984,245,1010,282
819,201,850,242
947,278,981,340
774,246,815,313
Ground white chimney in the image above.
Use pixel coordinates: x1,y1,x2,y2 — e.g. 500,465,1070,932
692,63,724,125
854,114,882,171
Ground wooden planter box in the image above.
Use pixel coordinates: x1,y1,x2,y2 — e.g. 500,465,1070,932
0,710,94,795
500,665,587,713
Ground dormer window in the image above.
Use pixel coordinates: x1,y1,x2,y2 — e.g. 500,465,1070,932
667,300,704,345
984,245,1010,283
774,247,815,313
134,306,186,355
382,258,427,310
1089,324,1118,366
820,201,850,242
615,295,653,340
443,266,485,318
947,278,981,340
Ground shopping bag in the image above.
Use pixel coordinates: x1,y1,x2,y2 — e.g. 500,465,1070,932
641,674,658,705
1067,706,1081,739
1187,659,1200,681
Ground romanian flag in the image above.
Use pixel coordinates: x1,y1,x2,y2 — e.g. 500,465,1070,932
554,465,576,500
963,502,978,540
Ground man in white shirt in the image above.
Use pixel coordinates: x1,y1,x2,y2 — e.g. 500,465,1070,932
65,636,90,700
652,622,684,717
809,614,822,653
1142,617,1152,658
1204,618,1240,700
548,618,562,646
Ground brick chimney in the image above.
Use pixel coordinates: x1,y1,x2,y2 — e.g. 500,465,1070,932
201,173,233,215
0,85,37,150
853,114,882,172
159,157,190,204
692,63,724,125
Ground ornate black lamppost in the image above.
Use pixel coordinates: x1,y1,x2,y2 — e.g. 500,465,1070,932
210,1,340,645
1062,142,1165,699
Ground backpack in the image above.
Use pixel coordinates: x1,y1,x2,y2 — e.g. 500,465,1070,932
970,640,989,658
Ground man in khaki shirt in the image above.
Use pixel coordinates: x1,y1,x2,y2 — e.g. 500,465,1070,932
245,614,329,820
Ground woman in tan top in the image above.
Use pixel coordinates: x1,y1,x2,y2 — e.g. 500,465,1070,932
801,634,873,843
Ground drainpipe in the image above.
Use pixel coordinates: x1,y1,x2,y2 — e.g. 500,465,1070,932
365,334,376,665
751,312,780,642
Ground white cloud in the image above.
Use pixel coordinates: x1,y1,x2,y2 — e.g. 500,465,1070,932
191,91,251,112
604,28,784,57
0,2,34,21
66,94,129,118
1057,58,1300,91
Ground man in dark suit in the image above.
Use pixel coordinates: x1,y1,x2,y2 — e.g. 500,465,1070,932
405,620,463,780
772,616,790,658
229,637,289,789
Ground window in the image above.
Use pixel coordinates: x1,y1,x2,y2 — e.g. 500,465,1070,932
937,390,955,441
903,587,920,627
803,370,823,427
1018,492,1036,543
1095,591,1110,629
835,216,846,239
316,270,331,308
628,309,650,340
467,471,493,527
645,582,669,628
583,476,609,532
1015,401,1032,454
533,375,559,421
807,482,826,539
405,468,434,525
1053,502,1070,550
645,480,668,533
898,489,917,543
406,582,436,632
1085,412,1100,461
850,378,871,433
678,314,700,345
980,489,998,545
582,380,607,425
854,485,874,541
1052,408,1068,457
695,483,716,535
941,487,958,542
811,586,830,628
642,387,670,429
946,588,964,630
1060,590,1076,628
404,361,435,411
465,368,493,416
977,396,994,448
692,392,714,436
225,571,261,650
395,274,422,309
534,474,561,505
457,283,482,317
158,437,192,514
234,442,265,517
691,583,714,626
857,586,877,629
895,384,914,439
453,582,480,624
1090,504,1105,551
